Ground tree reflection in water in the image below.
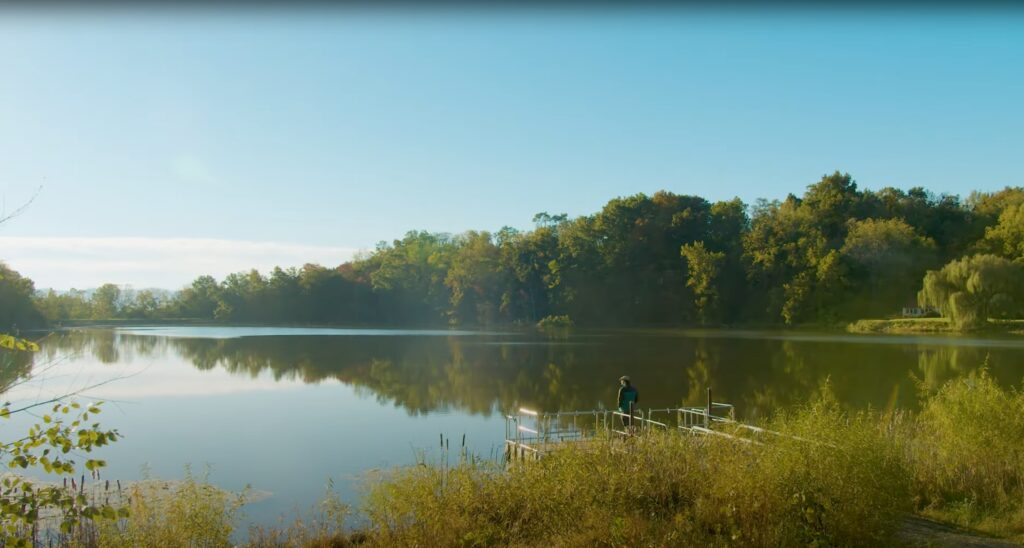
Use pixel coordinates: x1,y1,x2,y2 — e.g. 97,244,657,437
32,328,1024,418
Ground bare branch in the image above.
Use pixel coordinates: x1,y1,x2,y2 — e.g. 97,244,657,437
4,372,139,416
0,185,42,225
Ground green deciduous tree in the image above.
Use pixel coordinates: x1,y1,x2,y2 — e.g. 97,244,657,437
744,193,847,324
370,232,454,324
981,203,1024,259
0,264,44,331
681,242,725,325
839,218,937,316
34,290,92,323
90,284,123,320
125,289,163,319
496,225,560,324
801,171,862,245
175,275,221,319
445,231,507,325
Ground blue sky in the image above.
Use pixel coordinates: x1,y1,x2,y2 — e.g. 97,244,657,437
1,7,1022,288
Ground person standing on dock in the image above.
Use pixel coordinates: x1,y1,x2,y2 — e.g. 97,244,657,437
617,375,639,432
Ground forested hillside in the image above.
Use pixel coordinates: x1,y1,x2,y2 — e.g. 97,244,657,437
22,172,1024,328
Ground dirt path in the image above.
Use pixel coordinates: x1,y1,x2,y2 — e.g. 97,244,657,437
898,516,1020,547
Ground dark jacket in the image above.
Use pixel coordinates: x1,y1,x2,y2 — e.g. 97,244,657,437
618,384,639,413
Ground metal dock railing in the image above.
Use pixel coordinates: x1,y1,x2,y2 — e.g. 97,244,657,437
505,389,746,461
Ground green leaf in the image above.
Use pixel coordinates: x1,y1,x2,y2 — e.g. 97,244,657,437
0,334,41,353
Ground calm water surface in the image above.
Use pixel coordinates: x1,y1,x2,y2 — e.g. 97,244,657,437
5,326,1023,527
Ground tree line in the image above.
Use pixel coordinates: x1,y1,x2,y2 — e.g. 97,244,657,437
7,172,1024,329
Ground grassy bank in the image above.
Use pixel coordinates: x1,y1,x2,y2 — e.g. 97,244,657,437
356,372,1024,547
365,400,908,546
6,373,1023,547
910,372,1024,538
847,317,957,334
847,317,1024,335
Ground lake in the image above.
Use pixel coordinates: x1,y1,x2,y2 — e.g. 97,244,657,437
4,326,1023,528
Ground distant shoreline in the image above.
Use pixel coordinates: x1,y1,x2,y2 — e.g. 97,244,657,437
40,318,1024,339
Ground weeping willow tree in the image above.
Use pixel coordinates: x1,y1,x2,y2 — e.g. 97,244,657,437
918,254,1024,329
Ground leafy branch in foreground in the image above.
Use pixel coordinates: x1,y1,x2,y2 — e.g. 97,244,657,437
0,334,125,546
0,335,39,353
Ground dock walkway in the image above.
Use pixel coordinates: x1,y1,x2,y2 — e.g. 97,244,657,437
504,389,758,461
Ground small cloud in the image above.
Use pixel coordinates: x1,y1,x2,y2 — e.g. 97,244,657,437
0,237,362,290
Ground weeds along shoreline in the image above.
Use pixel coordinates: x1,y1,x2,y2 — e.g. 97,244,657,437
4,370,1023,547
357,370,1024,546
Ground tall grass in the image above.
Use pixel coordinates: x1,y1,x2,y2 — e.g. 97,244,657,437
908,370,1024,538
95,468,245,547
247,481,354,547
361,394,909,546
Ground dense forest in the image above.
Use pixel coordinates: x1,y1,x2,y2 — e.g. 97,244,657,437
6,172,1024,329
